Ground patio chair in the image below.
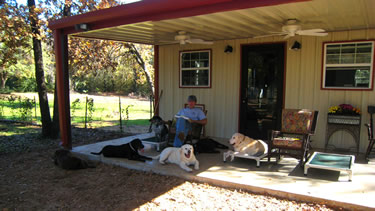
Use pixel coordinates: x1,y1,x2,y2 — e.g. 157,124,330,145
268,109,319,166
365,105,375,160
167,104,207,146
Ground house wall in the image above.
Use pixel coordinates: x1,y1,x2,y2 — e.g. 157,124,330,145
158,29,375,153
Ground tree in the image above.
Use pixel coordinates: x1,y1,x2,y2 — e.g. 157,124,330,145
125,43,154,94
28,0,57,137
0,1,30,89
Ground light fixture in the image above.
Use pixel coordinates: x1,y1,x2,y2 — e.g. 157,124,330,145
224,45,233,53
75,23,90,31
290,41,301,51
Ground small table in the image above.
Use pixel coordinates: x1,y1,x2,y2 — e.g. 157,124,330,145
325,114,361,153
304,152,355,181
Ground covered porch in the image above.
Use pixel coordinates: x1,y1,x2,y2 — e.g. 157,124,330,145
72,134,375,210
47,0,375,208
49,0,375,150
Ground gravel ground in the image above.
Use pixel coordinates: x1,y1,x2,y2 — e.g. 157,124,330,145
0,122,341,210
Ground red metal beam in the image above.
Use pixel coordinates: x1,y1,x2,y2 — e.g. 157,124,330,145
154,45,160,115
53,29,72,149
50,0,311,35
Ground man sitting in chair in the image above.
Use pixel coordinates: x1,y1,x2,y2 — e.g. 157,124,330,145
174,95,207,147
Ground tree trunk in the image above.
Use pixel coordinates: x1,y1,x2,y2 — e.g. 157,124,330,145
28,0,54,138
127,44,153,94
131,67,137,93
0,70,7,89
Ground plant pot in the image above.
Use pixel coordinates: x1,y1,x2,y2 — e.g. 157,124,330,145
327,114,361,125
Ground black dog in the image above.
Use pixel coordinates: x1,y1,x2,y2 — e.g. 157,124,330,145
54,149,95,170
193,138,229,154
149,115,169,143
91,138,151,162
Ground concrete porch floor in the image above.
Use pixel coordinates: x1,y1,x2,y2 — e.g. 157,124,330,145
73,133,375,210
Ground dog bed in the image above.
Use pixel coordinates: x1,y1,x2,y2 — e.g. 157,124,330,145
223,150,268,167
224,139,268,167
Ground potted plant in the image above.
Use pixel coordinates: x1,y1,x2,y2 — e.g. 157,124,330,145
328,104,361,125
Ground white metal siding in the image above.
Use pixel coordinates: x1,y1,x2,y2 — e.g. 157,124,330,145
158,29,375,152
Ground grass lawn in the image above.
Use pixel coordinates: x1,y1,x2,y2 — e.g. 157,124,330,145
0,92,152,129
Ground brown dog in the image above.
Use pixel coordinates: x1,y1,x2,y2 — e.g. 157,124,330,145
229,133,267,156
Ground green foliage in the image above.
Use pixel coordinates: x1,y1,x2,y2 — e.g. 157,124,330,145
1,0,154,97
121,104,133,126
18,97,34,121
86,97,94,128
6,95,18,119
70,98,80,120
0,86,12,94
0,96,5,118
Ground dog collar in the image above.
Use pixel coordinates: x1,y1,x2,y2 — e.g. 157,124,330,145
129,142,136,151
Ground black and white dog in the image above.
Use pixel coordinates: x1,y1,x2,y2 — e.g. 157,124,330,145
149,115,169,143
91,138,151,162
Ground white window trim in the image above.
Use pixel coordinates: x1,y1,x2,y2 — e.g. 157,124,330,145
322,40,374,90
179,50,211,88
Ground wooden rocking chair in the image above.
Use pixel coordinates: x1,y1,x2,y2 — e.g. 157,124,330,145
268,109,319,166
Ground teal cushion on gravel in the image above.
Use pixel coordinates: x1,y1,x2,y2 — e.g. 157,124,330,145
310,153,352,169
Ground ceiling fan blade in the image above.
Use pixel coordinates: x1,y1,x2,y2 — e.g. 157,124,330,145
296,29,328,36
186,39,213,44
158,40,180,44
297,31,328,36
298,28,326,33
253,33,286,38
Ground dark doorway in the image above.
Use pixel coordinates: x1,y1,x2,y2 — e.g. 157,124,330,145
239,43,285,140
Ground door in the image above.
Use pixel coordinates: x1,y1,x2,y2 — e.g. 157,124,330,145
239,43,285,140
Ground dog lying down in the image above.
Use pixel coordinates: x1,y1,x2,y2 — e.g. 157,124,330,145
229,133,267,156
91,138,152,162
54,149,95,170
151,144,199,172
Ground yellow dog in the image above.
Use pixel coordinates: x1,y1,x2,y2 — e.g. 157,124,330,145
229,133,267,156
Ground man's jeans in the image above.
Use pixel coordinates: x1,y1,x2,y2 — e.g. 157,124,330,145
173,118,192,147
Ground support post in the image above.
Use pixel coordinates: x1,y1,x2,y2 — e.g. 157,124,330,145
153,45,159,115
53,29,72,149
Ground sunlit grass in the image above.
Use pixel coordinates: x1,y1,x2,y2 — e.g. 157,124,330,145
0,93,152,128
0,122,40,137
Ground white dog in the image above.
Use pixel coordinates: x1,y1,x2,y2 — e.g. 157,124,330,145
152,144,199,172
229,133,267,156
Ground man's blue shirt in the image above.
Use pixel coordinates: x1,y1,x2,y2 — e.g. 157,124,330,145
177,107,206,121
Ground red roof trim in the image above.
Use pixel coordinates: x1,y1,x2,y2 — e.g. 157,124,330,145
50,0,310,34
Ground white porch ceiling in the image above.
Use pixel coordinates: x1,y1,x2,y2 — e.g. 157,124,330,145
72,0,375,45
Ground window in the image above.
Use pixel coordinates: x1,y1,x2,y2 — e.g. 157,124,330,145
180,50,211,88
322,41,374,90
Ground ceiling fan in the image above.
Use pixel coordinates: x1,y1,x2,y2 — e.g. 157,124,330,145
254,19,328,39
170,31,213,45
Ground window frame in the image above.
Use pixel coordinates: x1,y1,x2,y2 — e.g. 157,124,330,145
321,40,375,91
179,49,212,88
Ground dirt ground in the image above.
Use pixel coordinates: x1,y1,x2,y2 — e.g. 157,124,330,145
0,123,340,210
